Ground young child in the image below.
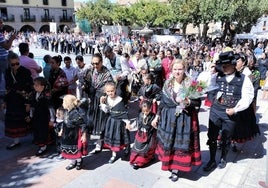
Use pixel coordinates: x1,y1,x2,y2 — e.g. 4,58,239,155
129,100,157,169
54,107,66,158
60,94,88,170
30,77,55,156
137,73,162,114
100,82,131,164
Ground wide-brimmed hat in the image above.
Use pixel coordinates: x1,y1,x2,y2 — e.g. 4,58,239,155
218,51,236,65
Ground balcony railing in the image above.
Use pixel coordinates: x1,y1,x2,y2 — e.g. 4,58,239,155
21,15,36,22
59,16,73,22
2,14,15,22
41,16,53,22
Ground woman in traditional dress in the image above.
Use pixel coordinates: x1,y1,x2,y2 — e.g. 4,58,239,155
88,53,113,152
4,52,33,149
152,59,202,182
231,53,260,151
100,82,131,163
48,55,68,110
129,100,157,169
60,94,88,170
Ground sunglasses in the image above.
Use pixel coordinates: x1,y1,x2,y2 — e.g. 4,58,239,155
11,62,20,67
92,62,100,66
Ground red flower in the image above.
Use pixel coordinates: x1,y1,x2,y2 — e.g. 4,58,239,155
197,86,203,92
191,80,198,87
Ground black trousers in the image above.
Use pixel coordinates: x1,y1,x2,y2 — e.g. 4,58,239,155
207,106,236,160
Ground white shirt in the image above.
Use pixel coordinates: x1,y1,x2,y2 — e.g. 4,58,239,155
225,73,254,113
63,66,77,90
104,54,130,80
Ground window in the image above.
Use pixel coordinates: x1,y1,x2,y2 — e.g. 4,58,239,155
22,0,29,4
62,10,67,19
43,0,48,5
44,9,49,18
61,0,67,6
24,8,30,19
0,8,7,19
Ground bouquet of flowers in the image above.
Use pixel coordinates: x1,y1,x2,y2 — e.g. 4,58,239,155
175,79,207,116
181,80,207,99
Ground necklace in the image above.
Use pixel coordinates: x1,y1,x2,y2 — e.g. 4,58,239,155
143,115,149,125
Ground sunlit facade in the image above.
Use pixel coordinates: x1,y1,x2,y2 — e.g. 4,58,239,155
0,0,74,33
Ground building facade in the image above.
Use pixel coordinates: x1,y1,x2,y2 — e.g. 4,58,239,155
0,0,74,33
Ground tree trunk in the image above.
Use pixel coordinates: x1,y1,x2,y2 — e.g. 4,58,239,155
202,23,209,42
182,23,187,35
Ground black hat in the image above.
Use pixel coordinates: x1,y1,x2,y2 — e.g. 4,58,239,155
218,51,236,65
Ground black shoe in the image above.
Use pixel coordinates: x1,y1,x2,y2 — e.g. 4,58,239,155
203,160,217,172
76,159,83,170
169,173,179,182
218,159,227,169
6,142,21,150
124,145,130,156
132,163,139,170
90,144,102,154
108,156,116,164
66,162,77,170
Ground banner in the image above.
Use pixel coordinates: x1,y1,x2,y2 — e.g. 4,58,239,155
50,22,57,33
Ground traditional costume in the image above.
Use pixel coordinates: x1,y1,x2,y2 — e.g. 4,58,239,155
101,96,130,151
156,77,202,172
130,111,157,168
4,66,33,138
137,83,162,114
61,108,88,159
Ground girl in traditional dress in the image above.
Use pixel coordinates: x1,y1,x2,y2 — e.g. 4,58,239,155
129,100,157,169
60,95,88,170
152,59,202,182
100,82,131,164
137,73,162,114
30,77,55,156
54,107,66,158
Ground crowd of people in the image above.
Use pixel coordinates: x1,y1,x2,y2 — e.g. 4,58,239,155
1,20,267,182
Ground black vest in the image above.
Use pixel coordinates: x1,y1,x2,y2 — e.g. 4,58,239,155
214,72,244,108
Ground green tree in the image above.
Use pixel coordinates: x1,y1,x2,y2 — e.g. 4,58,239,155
169,0,199,34
111,5,133,26
75,0,114,32
129,0,174,27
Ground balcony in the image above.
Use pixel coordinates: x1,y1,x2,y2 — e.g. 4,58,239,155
21,15,36,22
59,16,73,22
41,16,53,22
2,14,15,22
